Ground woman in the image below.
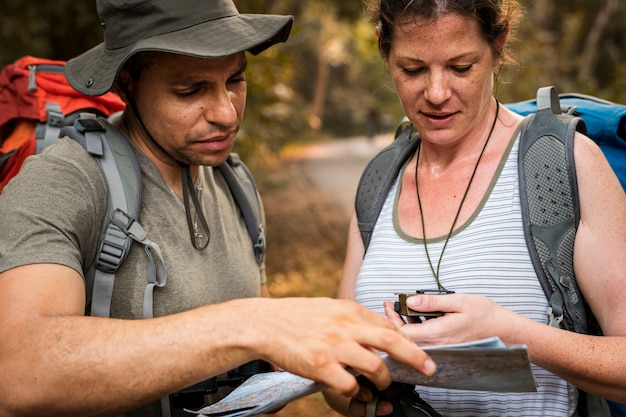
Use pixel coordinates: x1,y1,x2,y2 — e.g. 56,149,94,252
325,0,626,416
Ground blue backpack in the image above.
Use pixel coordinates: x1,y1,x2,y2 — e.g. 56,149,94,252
506,91,626,192
355,86,626,417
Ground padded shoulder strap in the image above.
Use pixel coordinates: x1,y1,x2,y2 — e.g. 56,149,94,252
518,86,593,334
61,115,166,318
355,118,420,252
217,154,265,264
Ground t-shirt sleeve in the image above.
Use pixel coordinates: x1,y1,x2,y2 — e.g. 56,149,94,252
0,138,107,277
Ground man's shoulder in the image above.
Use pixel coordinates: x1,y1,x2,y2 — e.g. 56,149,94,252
0,137,107,277
42,136,101,167
4,136,108,210
42,136,107,186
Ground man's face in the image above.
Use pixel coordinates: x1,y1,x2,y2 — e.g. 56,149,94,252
130,52,247,167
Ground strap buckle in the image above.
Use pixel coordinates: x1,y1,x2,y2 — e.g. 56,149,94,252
547,306,564,328
75,117,106,134
96,209,135,273
254,225,266,264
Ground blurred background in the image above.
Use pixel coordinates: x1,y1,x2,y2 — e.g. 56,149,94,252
1,0,625,159
1,1,624,414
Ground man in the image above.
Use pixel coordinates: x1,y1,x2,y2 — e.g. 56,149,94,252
0,1,435,416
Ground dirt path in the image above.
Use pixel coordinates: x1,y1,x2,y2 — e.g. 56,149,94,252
283,135,391,216
255,134,390,417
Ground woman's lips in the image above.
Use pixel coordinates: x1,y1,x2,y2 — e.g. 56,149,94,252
423,111,456,126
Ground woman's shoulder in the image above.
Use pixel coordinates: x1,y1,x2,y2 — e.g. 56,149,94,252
573,131,623,196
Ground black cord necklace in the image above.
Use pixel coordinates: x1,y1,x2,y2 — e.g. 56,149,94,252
124,91,210,251
414,100,500,290
181,165,210,250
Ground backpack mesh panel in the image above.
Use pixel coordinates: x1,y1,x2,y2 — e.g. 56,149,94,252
523,134,573,226
524,133,588,332
356,147,403,226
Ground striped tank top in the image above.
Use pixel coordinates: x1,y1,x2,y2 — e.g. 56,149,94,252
355,133,577,416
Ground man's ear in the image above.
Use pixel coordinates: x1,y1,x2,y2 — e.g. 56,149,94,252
375,24,381,40
113,72,133,104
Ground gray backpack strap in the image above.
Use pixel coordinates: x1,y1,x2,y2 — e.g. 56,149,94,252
28,63,65,154
355,117,420,252
517,86,592,333
217,154,265,264
34,102,65,153
61,115,166,319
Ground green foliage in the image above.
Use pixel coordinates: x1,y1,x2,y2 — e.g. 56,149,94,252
501,0,626,103
0,0,101,64
2,0,625,162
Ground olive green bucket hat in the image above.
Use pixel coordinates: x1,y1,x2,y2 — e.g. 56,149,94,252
66,0,293,96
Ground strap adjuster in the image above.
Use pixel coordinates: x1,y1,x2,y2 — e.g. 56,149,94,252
96,210,135,273
75,117,106,134
547,306,564,327
254,225,266,264
46,106,64,128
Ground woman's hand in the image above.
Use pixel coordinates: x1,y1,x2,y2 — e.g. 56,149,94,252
323,384,394,417
383,293,520,346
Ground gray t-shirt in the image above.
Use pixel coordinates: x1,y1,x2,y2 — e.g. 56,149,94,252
0,130,265,414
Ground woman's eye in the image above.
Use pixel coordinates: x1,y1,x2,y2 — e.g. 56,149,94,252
402,67,424,75
452,65,473,73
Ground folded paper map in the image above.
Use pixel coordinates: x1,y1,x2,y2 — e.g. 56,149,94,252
189,337,537,417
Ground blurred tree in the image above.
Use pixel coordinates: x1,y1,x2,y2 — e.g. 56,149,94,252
0,0,100,65
1,0,624,159
238,0,400,158
502,0,626,103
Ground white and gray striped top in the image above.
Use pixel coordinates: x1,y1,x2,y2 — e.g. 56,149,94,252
355,134,576,416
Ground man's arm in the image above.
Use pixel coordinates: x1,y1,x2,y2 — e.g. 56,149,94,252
0,263,435,417
323,213,371,416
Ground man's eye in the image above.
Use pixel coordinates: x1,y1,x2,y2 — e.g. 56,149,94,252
175,90,198,98
229,75,246,84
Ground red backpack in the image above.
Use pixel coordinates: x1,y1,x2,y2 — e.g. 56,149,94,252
0,55,126,192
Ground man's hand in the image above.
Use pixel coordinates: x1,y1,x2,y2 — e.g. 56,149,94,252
244,297,436,396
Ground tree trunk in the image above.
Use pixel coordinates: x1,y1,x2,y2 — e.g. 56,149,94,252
579,0,619,86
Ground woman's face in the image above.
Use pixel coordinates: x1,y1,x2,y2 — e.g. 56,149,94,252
387,13,500,146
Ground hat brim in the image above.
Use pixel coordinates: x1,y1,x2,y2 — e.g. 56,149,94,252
66,14,293,96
